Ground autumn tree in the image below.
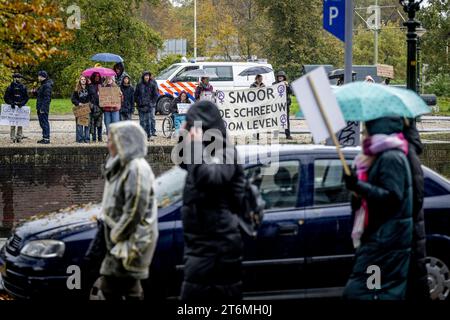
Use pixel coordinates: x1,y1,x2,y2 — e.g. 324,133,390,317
257,0,344,78
0,0,73,70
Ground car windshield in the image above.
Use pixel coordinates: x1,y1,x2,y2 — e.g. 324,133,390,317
154,166,187,208
156,64,181,80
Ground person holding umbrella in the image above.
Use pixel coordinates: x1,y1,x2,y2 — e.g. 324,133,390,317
88,72,104,143
3,73,29,143
194,77,214,101
332,82,431,300
113,62,129,86
273,71,293,140
250,75,265,141
250,74,265,88
343,117,413,300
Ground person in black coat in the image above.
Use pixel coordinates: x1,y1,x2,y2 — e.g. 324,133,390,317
134,71,159,140
35,70,53,144
273,71,293,140
3,73,29,143
119,75,134,121
177,100,246,302
403,119,430,300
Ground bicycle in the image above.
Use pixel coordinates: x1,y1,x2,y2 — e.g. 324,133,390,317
162,114,174,138
162,113,187,138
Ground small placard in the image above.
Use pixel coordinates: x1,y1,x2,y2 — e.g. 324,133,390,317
177,103,191,114
73,103,91,118
0,104,31,127
376,64,394,79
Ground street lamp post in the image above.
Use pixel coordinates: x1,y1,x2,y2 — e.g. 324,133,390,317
194,0,197,60
416,27,426,93
399,0,424,93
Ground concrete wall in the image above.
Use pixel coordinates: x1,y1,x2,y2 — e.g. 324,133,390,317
0,143,449,237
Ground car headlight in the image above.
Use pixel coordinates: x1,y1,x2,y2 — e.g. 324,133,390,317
20,240,65,258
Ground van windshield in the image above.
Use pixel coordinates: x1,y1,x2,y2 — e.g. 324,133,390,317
156,64,180,80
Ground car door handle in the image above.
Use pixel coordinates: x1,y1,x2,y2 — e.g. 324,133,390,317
277,224,298,236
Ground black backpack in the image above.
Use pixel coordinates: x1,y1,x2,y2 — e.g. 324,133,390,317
238,174,265,238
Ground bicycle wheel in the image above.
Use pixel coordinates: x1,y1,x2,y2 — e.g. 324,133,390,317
162,116,174,138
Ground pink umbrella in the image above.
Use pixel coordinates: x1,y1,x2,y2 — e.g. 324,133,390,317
82,67,116,77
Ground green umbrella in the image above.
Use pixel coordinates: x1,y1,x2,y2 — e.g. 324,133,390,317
335,82,431,121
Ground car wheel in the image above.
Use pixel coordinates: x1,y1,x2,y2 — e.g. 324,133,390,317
157,96,172,115
426,255,450,300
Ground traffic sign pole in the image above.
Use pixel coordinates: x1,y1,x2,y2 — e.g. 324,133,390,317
344,0,353,85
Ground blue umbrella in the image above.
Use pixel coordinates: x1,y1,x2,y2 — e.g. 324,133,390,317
239,66,273,76
335,82,431,121
90,53,124,63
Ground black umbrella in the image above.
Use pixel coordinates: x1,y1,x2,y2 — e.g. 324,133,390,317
328,69,357,80
239,66,273,77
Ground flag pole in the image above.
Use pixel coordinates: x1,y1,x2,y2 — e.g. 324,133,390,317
306,76,351,176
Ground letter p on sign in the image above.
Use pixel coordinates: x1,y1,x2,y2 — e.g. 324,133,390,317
329,7,339,25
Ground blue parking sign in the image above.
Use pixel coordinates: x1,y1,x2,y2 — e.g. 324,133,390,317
323,0,345,42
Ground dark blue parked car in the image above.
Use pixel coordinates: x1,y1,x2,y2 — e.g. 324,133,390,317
1,145,449,300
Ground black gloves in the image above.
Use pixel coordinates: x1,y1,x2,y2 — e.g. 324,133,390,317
343,169,359,192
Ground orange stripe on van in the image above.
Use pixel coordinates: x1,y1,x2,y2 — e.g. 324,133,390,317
166,80,181,94
175,82,194,95
187,82,197,89
160,83,174,95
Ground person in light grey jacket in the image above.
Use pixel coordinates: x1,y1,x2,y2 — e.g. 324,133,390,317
90,120,158,300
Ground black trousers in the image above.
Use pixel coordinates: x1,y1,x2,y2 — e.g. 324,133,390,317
181,281,242,303
93,276,144,300
38,112,50,140
285,103,291,137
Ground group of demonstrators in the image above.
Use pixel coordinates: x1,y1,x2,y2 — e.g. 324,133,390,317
2,66,297,144
3,71,53,144
71,64,160,143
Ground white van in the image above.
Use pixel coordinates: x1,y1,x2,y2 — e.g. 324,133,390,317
155,61,275,114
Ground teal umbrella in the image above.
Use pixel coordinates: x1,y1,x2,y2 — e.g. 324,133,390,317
335,82,431,121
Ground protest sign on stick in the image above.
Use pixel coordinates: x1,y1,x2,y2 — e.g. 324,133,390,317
0,104,31,127
291,67,350,175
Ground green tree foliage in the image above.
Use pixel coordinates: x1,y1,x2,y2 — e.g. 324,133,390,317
418,0,450,77
257,0,343,79
353,22,406,80
33,0,163,97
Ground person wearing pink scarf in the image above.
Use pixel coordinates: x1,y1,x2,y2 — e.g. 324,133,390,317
343,117,413,300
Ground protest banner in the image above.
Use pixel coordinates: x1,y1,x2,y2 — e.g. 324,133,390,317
177,103,191,114
291,67,350,175
215,84,287,136
99,87,121,108
0,104,31,127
